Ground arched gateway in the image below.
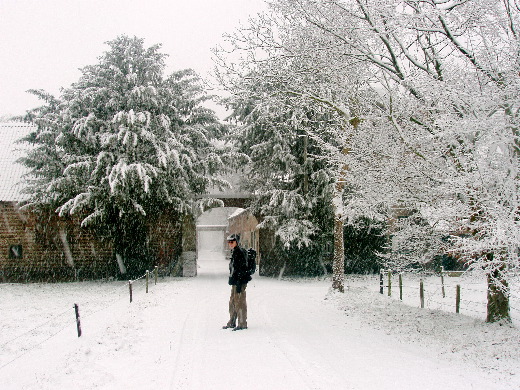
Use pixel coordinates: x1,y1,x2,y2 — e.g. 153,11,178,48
180,184,255,277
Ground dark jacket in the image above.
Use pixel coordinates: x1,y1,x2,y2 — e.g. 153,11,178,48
228,245,252,286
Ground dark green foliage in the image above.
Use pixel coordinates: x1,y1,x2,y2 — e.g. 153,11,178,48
431,253,463,272
343,218,388,274
228,87,340,248
259,234,332,277
279,243,330,277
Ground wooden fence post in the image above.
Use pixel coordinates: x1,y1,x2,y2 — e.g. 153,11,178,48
154,266,158,285
129,280,133,303
146,270,149,293
388,270,392,297
74,303,82,337
399,273,403,301
456,284,461,313
441,266,446,298
420,279,424,308
380,270,384,294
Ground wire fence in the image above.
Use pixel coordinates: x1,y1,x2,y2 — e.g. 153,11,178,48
0,267,160,371
3,267,519,371
378,269,520,323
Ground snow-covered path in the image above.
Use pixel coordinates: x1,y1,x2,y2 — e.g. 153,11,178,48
173,256,501,390
0,252,517,389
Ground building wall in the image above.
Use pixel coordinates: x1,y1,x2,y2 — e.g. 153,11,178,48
228,209,258,250
196,207,241,256
197,207,239,226
227,209,261,272
197,228,227,254
146,210,182,276
0,202,114,282
0,202,184,282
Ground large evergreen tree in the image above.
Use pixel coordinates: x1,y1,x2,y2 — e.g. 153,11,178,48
226,86,338,275
228,84,337,240
21,36,232,277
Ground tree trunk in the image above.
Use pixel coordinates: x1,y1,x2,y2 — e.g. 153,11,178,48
331,120,357,293
332,212,345,292
332,181,345,292
486,266,510,323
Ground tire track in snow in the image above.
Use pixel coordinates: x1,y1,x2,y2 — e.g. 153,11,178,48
255,284,357,390
168,281,212,389
167,260,228,389
256,295,320,389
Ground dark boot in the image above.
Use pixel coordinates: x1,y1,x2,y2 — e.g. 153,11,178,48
222,323,235,329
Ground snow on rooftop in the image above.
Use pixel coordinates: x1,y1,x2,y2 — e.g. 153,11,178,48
227,207,246,219
0,122,34,202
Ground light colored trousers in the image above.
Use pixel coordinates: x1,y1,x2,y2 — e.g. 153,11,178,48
227,284,247,328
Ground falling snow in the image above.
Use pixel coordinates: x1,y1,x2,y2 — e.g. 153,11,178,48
0,252,519,390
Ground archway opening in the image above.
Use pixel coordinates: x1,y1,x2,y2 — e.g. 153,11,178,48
196,207,242,262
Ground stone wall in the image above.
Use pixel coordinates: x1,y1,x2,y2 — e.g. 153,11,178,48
147,211,182,276
227,209,258,250
0,202,114,282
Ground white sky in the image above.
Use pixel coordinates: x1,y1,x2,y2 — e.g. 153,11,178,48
0,0,267,118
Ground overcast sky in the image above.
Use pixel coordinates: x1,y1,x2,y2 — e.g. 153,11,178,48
0,0,266,118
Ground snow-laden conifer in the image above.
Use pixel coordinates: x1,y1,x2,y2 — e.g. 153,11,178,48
20,36,235,277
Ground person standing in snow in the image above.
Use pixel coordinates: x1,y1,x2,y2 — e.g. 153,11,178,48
223,233,251,331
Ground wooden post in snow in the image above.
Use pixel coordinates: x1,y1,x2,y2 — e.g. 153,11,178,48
129,281,133,303
420,279,424,308
74,303,82,337
399,273,403,301
387,270,392,297
146,270,149,293
456,284,461,314
441,266,446,298
154,266,158,285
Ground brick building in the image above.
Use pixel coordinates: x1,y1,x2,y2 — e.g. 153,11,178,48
0,123,115,281
227,208,258,250
227,208,280,276
0,123,183,282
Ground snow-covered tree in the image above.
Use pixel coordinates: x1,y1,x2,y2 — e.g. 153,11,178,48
21,36,233,277
223,78,340,274
327,0,520,322
223,71,342,235
215,0,399,291
216,0,519,321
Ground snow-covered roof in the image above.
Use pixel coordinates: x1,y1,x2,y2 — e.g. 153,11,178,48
227,208,246,220
196,224,227,230
0,122,34,202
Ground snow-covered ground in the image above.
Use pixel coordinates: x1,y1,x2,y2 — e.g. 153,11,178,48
364,271,520,327
1,252,519,389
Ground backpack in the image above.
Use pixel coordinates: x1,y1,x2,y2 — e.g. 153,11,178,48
246,248,257,275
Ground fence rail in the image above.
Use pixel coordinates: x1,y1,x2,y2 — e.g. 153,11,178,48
0,266,160,371
378,269,520,323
